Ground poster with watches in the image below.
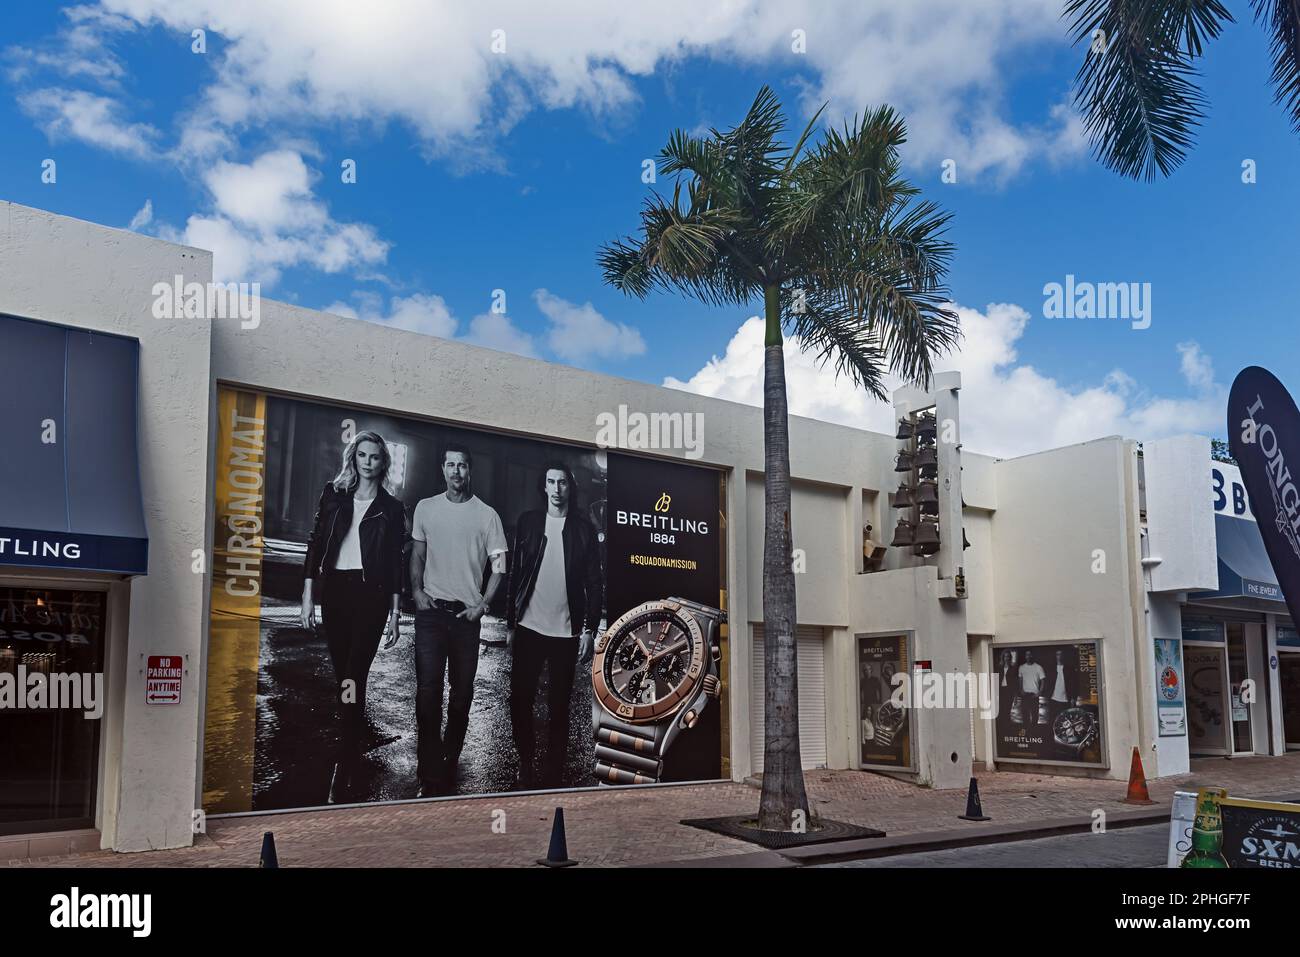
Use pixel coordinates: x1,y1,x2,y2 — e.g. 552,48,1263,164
992,640,1103,766
856,634,911,769
203,386,725,814
1154,637,1187,737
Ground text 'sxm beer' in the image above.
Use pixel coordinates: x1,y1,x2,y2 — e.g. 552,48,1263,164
1181,787,1230,869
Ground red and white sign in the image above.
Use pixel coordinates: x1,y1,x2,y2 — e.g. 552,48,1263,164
146,655,183,705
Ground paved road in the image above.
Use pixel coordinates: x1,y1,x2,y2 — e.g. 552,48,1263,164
823,821,1171,867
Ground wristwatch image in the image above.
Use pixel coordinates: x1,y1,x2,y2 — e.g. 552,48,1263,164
591,596,726,785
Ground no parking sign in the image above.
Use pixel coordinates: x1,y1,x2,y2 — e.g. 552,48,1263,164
146,655,183,705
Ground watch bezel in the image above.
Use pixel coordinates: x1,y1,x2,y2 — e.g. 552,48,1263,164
592,599,706,724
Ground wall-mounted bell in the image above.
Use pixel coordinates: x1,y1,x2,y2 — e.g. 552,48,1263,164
895,418,914,440
916,416,937,442
915,480,939,504
915,446,937,468
894,450,915,472
890,519,915,547
913,518,940,555
891,483,916,508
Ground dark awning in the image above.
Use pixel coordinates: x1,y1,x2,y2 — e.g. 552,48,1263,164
1192,513,1283,604
0,314,148,575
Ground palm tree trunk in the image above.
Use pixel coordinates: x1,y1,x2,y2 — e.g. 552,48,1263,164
757,283,809,830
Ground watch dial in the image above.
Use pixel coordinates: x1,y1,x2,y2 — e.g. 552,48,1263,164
604,611,694,706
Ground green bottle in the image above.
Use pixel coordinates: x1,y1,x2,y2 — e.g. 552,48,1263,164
1181,787,1229,868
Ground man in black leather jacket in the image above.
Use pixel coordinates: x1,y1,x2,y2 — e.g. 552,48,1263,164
505,463,603,788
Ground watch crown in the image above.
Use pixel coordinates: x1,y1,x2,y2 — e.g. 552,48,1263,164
703,674,720,699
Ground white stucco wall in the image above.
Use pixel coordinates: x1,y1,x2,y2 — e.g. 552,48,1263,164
987,437,1144,778
0,201,214,851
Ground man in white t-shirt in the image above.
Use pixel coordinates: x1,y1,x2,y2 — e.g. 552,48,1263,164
1018,651,1047,729
409,445,507,796
505,463,602,789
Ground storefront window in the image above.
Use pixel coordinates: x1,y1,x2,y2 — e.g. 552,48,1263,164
0,587,106,835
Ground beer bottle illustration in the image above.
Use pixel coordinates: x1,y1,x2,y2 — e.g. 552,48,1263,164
1180,787,1229,868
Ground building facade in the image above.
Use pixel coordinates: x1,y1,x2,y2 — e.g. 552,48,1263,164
0,201,1293,858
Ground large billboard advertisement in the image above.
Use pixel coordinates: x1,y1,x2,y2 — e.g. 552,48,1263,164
856,634,911,769
203,386,726,812
992,640,1104,766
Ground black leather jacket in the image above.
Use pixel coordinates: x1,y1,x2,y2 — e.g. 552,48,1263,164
506,510,602,635
303,482,407,595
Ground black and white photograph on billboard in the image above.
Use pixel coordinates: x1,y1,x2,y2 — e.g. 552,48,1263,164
204,387,725,812
856,634,911,770
991,640,1103,766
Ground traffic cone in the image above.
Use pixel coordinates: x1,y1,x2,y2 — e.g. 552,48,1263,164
259,831,279,868
1122,747,1156,805
537,807,578,867
958,776,990,821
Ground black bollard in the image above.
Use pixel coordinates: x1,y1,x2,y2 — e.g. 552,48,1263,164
537,807,578,867
958,777,991,822
259,830,279,868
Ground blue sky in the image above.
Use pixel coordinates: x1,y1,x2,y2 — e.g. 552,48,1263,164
2,2,1297,456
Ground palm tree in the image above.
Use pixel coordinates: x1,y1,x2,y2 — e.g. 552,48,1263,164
599,87,958,829
1066,0,1300,179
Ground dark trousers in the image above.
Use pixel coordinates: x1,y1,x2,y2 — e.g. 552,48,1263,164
509,626,578,787
1021,693,1041,729
320,570,388,769
414,607,481,789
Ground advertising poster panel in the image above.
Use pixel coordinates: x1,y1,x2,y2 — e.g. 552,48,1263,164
992,640,1103,766
1155,637,1187,737
203,386,725,812
856,634,911,769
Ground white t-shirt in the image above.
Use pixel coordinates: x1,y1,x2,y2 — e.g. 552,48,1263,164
333,494,374,571
411,493,508,607
1019,662,1047,695
520,513,572,638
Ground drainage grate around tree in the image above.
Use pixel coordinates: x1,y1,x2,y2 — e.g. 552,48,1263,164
681,815,885,849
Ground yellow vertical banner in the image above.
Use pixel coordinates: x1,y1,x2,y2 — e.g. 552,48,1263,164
203,387,267,812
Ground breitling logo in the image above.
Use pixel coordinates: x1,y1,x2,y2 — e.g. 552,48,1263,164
654,493,671,512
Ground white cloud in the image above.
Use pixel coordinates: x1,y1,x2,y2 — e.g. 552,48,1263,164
464,311,538,357
83,0,1079,180
665,307,1225,458
325,293,537,357
18,87,159,157
326,293,457,339
167,150,389,285
535,288,645,362
127,198,152,230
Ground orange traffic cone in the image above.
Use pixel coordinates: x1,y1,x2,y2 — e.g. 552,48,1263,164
1122,747,1156,806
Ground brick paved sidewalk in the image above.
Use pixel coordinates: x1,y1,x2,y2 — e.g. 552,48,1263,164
12,753,1300,868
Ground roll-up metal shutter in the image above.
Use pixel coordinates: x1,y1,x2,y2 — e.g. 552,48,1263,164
750,625,828,772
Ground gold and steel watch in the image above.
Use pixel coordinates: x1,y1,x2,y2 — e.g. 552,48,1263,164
591,596,725,785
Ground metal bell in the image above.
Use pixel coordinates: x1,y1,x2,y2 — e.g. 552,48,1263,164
913,518,940,555
889,519,914,547
920,498,938,516
890,484,916,509
915,446,937,468
895,418,914,440
894,450,915,472
918,463,937,480
916,413,937,439
915,480,938,504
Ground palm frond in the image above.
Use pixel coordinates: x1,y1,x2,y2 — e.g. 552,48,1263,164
1253,0,1300,131
1065,0,1234,179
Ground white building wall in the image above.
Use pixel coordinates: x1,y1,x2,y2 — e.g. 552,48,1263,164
988,437,1144,778
0,201,215,851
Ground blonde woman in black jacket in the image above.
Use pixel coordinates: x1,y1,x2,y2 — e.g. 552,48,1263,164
301,430,407,803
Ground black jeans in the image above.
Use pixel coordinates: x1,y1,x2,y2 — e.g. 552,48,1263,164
320,570,389,769
414,607,481,789
509,626,578,787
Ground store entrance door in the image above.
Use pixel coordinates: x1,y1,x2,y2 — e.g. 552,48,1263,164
1186,643,1230,756
1280,652,1300,750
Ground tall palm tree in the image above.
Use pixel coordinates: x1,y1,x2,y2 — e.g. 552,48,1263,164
1066,0,1300,179
599,87,958,829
